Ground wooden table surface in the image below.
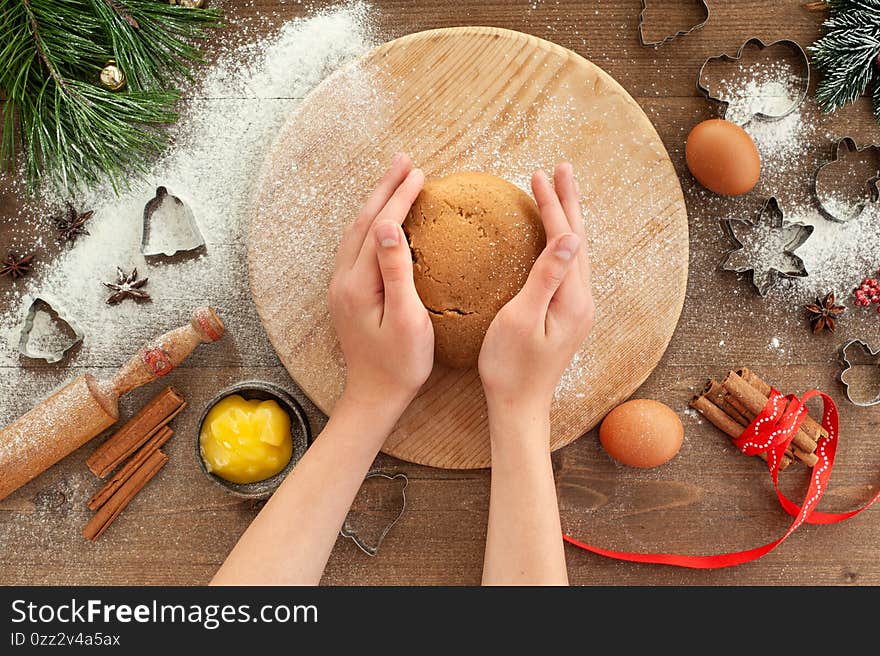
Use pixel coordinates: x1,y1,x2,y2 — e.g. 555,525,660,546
1,0,879,586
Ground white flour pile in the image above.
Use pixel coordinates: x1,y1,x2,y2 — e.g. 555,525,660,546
704,67,878,305
0,4,377,373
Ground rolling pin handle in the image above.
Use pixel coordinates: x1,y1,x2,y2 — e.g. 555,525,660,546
107,307,225,398
191,306,225,343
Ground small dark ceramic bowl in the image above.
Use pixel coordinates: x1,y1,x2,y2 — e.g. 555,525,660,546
196,381,310,499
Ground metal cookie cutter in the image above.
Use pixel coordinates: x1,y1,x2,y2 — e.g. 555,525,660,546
839,339,880,407
813,137,880,223
721,197,813,297
697,38,810,124
18,294,84,363
340,471,408,557
141,186,206,258
638,0,709,47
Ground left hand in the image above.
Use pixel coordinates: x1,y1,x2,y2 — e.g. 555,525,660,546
328,153,434,411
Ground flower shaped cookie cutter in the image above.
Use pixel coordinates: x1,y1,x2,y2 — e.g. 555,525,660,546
720,197,813,297
340,471,408,556
838,339,880,407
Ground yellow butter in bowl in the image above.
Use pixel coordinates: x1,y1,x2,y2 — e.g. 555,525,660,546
199,395,293,484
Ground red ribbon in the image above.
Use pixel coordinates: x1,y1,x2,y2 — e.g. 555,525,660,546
563,389,880,568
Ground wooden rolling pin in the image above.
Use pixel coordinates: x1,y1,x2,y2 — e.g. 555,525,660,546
0,307,224,501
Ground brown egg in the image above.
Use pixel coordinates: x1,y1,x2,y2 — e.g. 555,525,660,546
599,399,684,468
685,119,761,196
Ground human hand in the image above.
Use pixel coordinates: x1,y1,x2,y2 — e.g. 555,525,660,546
478,162,595,416
329,153,433,412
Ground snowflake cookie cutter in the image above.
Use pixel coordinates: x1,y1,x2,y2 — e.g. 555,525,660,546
720,197,813,297
838,339,880,407
697,38,810,124
813,137,880,224
340,471,408,557
17,294,84,363
638,0,709,47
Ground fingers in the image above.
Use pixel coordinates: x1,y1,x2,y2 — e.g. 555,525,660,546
353,166,424,277
374,221,422,322
553,163,583,239
553,162,592,288
374,167,425,227
336,153,413,271
531,169,570,240
519,233,582,317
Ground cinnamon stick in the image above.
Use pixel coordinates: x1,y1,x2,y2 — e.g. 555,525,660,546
82,449,168,542
737,368,829,441
86,387,185,478
721,371,819,455
721,389,818,466
87,426,173,511
690,394,792,471
703,380,749,425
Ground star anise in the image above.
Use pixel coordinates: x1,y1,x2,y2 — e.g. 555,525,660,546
53,202,94,243
805,292,845,334
0,251,34,280
104,267,150,305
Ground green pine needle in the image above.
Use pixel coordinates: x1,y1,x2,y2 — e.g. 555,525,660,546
810,0,880,121
0,0,221,194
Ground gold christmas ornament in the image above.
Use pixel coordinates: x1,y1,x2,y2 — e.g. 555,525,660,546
170,0,206,7
99,60,125,91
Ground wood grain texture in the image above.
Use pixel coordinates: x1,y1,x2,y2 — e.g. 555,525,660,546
249,26,688,468
1,0,879,586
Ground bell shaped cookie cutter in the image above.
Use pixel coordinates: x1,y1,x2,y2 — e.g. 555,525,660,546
813,137,880,223
839,339,880,407
697,38,810,123
141,186,206,258
17,294,84,363
340,471,408,557
638,0,709,47
721,197,813,296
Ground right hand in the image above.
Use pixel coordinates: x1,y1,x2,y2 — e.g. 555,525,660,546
328,153,434,413
478,162,595,416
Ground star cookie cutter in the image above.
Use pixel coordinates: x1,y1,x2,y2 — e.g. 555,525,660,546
721,197,813,297
340,471,408,557
17,294,84,363
697,38,810,124
638,0,709,47
813,137,880,224
838,339,880,407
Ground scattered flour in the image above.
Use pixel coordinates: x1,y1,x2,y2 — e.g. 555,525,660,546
0,4,377,369
707,64,878,305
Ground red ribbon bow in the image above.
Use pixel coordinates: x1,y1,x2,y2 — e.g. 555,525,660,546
563,389,880,568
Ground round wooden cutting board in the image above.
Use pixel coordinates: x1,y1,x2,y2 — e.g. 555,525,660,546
249,27,688,469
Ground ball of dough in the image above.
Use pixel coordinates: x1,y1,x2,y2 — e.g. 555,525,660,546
403,172,545,368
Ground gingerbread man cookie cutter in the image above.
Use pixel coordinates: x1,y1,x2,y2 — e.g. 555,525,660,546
838,339,880,407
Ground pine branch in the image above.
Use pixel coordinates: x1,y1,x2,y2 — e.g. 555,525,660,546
874,78,880,121
809,0,880,119
0,0,221,194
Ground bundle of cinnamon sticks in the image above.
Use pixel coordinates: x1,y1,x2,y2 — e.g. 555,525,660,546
82,387,185,541
690,368,828,471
